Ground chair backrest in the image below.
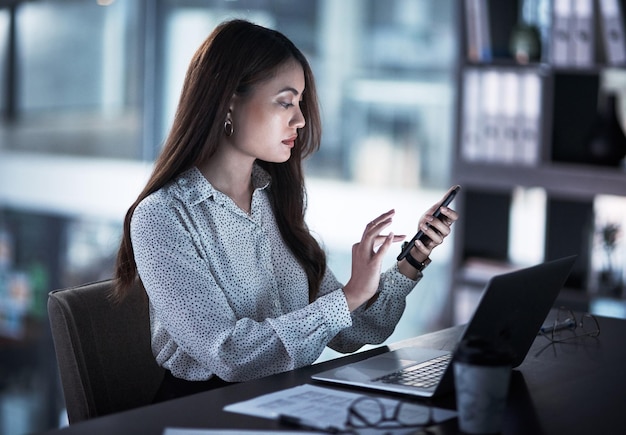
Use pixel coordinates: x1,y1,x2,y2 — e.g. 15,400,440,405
48,279,164,423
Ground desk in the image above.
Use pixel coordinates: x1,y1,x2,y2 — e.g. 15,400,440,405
41,315,626,435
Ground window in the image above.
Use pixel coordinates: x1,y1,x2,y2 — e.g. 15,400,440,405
1,0,142,159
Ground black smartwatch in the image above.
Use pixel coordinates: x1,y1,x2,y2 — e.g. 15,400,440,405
400,242,431,272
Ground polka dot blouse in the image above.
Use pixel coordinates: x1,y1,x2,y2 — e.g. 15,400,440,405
130,164,421,382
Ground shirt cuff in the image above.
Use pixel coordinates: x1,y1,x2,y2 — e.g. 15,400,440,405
315,288,352,333
390,261,422,284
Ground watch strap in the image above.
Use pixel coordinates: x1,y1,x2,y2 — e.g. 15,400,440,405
400,242,431,272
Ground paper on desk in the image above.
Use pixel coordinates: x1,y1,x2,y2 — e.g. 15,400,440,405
224,384,456,432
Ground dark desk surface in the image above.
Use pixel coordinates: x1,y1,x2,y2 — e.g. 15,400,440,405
41,315,626,435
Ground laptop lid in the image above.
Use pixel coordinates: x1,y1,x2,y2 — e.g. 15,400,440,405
456,255,577,368
312,255,577,398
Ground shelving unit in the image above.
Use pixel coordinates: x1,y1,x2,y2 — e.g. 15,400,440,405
452,0,626,323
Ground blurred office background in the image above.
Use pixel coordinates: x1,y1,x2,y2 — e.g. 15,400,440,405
0,0,457,433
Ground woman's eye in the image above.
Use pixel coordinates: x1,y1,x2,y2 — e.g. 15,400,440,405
280,102,294,109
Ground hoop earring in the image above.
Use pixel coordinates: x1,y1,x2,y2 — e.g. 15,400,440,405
224,119,234,137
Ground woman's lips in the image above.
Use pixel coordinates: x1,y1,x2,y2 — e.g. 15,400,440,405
282,136,297,147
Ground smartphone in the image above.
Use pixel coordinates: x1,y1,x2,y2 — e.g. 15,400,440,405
397,185,461,262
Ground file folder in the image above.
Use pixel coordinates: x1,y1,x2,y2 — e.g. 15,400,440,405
598,0,626,65
501,72,520,163
551,0,573,65
571,0,595,66
519,73,542,166
481,69,502,162
461,69,483,162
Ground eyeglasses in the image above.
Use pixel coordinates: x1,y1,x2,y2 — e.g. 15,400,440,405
539,307,601,344
346,396,434,432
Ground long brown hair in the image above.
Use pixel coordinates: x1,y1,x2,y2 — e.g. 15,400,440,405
113,19,326,302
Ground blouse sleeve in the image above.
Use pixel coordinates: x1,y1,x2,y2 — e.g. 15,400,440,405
321,263,421,353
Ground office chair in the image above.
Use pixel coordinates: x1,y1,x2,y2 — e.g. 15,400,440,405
48,279,164,423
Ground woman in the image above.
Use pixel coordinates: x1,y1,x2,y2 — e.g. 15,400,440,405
113,19,458,402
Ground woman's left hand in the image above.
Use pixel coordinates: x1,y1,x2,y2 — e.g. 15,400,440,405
398,186,460,277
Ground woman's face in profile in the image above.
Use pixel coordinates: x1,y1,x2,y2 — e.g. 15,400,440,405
228,59,306,164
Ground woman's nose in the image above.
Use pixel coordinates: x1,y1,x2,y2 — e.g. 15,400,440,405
291,107,305,128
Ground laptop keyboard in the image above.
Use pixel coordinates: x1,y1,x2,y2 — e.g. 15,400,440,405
373,354,451,388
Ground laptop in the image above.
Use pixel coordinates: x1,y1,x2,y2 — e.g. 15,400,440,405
312,255,577,398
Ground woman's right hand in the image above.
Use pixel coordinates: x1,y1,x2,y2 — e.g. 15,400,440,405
342,209,405,311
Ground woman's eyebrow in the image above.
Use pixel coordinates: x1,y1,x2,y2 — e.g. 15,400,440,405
277,86,301,96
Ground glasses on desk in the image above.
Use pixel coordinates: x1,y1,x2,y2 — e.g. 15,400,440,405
346,396,434,432
539,307,601,343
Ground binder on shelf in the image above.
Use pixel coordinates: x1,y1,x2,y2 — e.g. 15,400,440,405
461,69,483,162
598,0,626,65
519,72,542,166
481,69,502,162
464,0,492,62
571,0,595,66
460,69,542,167
551,0,573,66
501,71,520,164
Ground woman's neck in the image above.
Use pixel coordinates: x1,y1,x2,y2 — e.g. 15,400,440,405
199,151,255,214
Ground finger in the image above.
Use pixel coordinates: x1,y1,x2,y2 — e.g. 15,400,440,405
392,234,407,242
413,238,433,256
438,206,459,225
364,217,393,240
425,204,458,230
362,220,394,254
366,209,395,228
419,222,445,245
438,212,453,227
372,234,405,249
363,214,395,240
374,232,396,257
426,216,451,238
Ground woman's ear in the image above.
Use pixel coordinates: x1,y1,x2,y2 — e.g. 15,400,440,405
228,93,239,113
